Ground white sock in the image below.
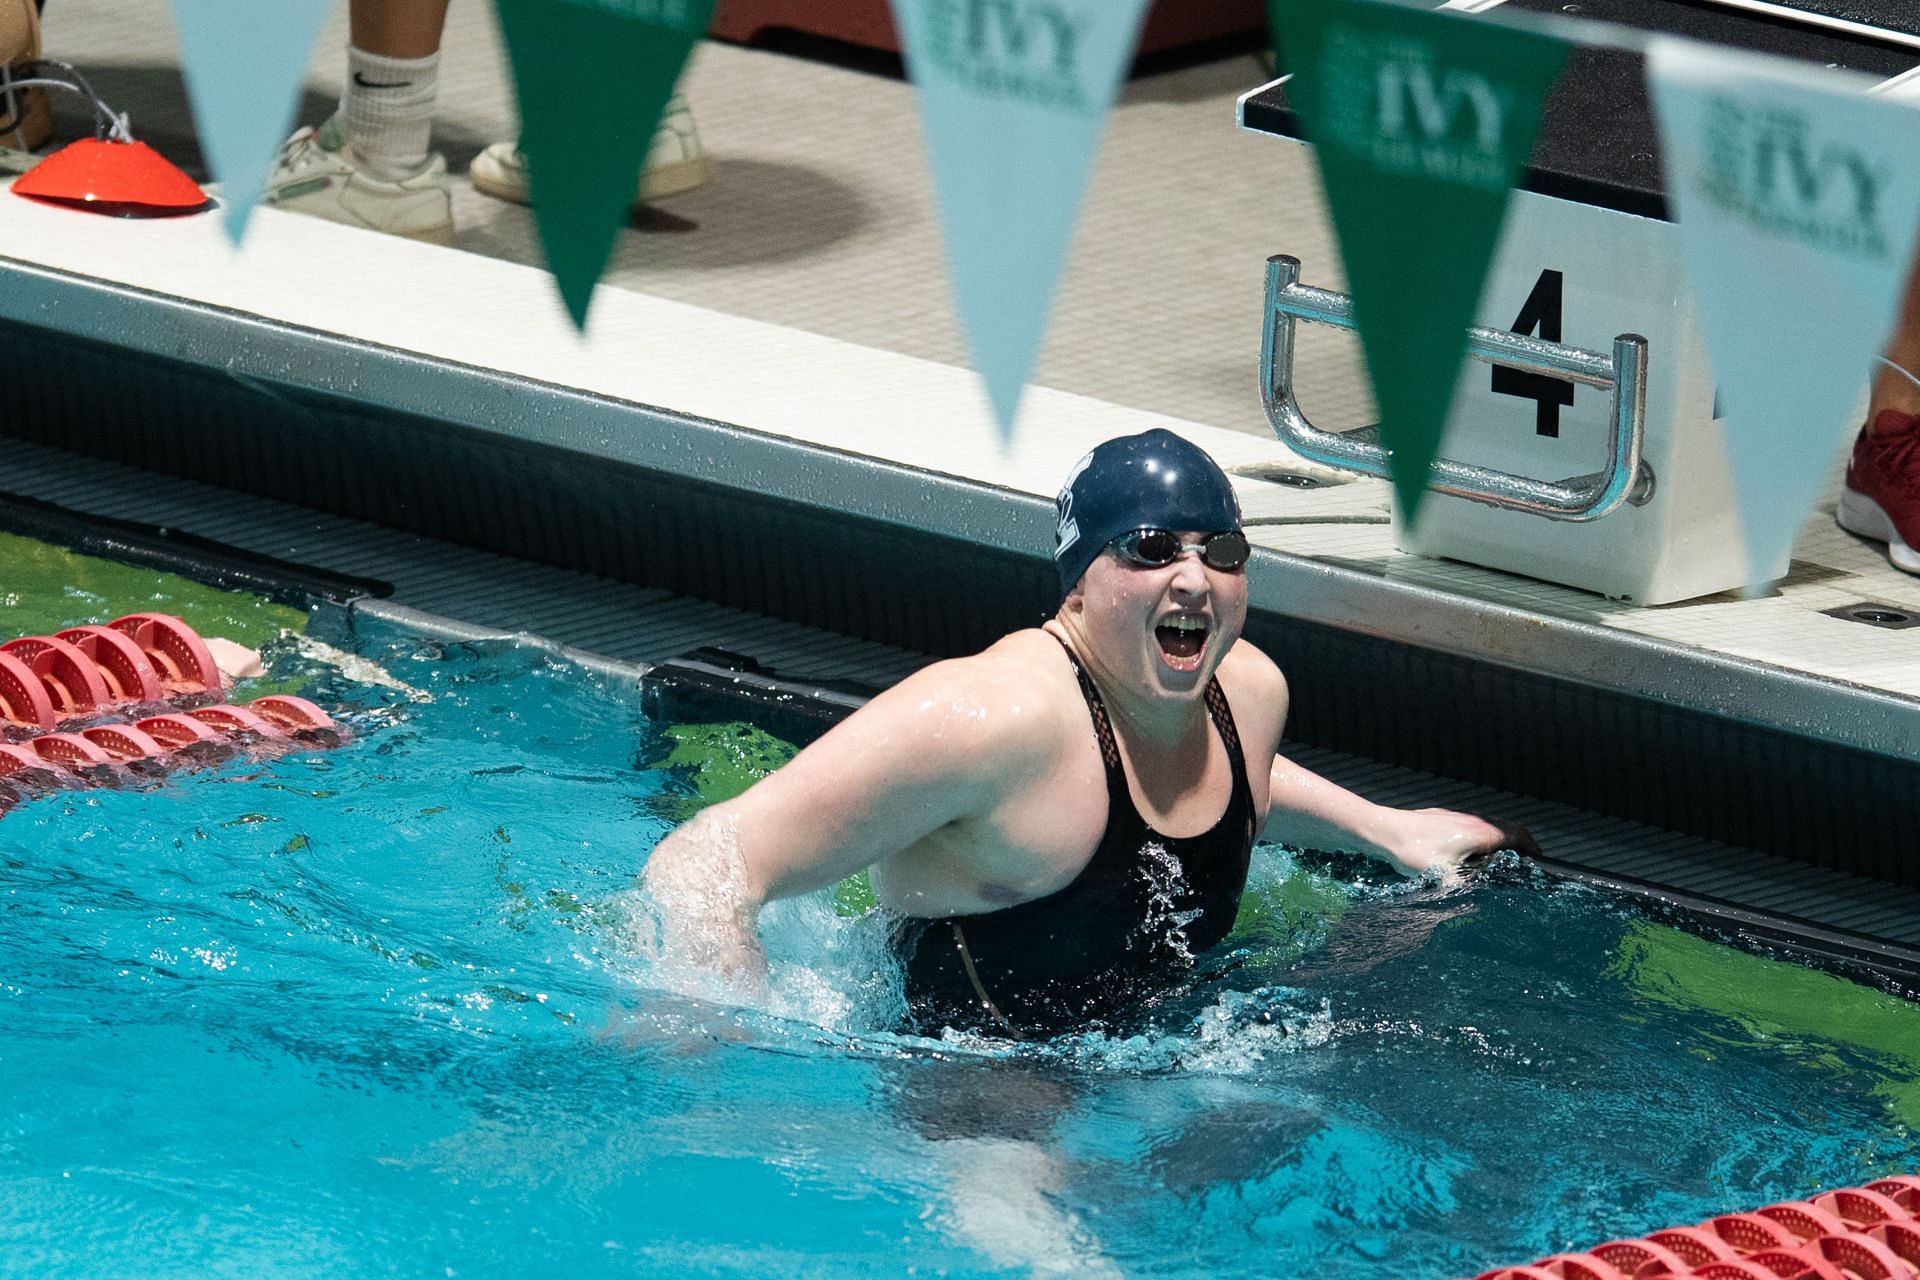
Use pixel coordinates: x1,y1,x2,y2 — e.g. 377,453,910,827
339,46,439,181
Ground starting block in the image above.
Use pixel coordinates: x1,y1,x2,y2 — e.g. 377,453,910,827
1242,0,1920,602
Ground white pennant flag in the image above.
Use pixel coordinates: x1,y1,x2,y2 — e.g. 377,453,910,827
171,0,336,243
889,0,1151,444
1648,37,1920,586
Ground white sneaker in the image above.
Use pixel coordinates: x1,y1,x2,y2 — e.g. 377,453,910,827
262,117,454,245
469,94,709,207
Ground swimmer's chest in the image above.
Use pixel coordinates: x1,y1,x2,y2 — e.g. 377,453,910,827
882,723,1237,914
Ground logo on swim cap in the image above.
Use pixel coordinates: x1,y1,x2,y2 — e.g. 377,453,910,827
1051,429,1240,596
1054,449,1095,559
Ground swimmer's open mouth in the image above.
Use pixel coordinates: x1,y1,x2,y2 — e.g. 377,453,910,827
1156,617,1207,666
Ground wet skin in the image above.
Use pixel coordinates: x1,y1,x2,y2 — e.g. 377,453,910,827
641,535,1518,985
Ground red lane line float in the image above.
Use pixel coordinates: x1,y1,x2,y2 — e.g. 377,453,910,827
1803,1232,1909,1280
1867,1179,1920,1214
187,704,284,738
1755,1203,1851,1243
0,650,56,729
135,713,223,750
1691,1264,1785,1280
55,625,163,703
107,613,221,695
1638,1228,1739,1268
1531,1254,1625,1280
248,695,337,735
1865,1221,1920,1270
1812,1188,1909,1227
30,732,113,768
1743,1246,1848,1280
1589,1235,1697,1274
0,742,51,776
1708,1215,1804,1255
1465,1179,1920,1280
2,635,111,716
80,724,167,762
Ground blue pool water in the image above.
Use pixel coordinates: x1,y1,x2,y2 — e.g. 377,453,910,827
3,617,1917,1279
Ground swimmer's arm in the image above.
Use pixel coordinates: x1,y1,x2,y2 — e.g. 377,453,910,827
1265,756,1532,879
1228,646,1529,877
641,663,1038,986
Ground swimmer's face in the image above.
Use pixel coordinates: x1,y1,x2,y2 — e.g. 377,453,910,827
1063,532,1247,699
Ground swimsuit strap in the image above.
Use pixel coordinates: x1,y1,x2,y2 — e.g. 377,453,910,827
1050,632,1123,772
1204,673,1246,764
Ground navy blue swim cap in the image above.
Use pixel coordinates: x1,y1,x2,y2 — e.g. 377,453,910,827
1053,429,1242,595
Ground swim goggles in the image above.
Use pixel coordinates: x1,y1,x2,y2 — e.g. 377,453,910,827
1108,528,1251,572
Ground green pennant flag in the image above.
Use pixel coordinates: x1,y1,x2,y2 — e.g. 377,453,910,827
1272,0,1567,527
493,0,718,328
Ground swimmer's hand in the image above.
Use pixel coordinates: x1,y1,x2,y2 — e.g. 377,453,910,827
1265,755,1536,883
1375,808,1538,883
638,810,771,1001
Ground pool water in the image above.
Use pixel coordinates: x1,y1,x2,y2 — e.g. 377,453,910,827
3,616,1918,1279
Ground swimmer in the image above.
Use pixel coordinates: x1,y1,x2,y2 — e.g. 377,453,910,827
643,429,1529,1035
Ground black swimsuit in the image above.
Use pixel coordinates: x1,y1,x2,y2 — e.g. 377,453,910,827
893,637,1257,1036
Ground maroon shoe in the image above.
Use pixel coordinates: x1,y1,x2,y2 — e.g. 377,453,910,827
1837,409,1920,574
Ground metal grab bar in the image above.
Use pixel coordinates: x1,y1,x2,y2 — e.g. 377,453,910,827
1261,255,1656,522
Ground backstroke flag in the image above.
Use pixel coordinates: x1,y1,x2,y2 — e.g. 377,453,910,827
494,0,718,328
170,0,335,242
1648,38,1920,586
889,0,1151,442
1272,0,1567,527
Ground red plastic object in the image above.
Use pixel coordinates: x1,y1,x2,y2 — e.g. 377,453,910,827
1467,1181,1920,1280
1866,1178,1920,1214
1692,1265,1786,1280
55,625,163,703
11,137,212,217
1582,1235,1689,1274
187,704,283,738
248,695,336,734
31,732,113,767
1866,1221,1920,1270
1644,1228,1739,1268
1804,1233,1909,1280
1812,1188,1908,1227
0,650,56,728
3,635,111,715
135,713,222,750
80,724,166,761
1742,1247,1847,1280
108,614,222,694
1530,1255,1624,1280
1756,1203,1850,1242
1708,1214,1804,1254
0,742,49,776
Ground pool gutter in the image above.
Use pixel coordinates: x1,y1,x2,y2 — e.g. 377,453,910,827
2,253,1913,762
3,252,1920,882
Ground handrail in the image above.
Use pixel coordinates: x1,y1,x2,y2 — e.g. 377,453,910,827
1261,255,1655,521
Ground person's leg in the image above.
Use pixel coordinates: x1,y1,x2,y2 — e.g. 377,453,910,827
1871,256,1920,429
349,0,450,58
339,0,451,181
1837,250,1920,572
261,0,453,241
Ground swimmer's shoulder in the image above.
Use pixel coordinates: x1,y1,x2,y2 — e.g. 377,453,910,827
1216,639,1290,744
1218,637,1286,692
851,629,1081,767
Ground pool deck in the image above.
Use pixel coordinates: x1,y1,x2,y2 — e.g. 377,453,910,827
4,0,1920,767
